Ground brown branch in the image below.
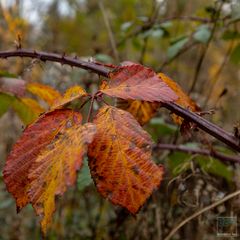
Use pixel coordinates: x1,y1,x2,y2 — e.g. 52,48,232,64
0,49,239,152
154,143,240,164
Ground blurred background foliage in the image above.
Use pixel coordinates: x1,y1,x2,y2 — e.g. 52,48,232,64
0,0,239,239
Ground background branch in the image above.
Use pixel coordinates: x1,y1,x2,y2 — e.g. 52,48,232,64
154,143,240,163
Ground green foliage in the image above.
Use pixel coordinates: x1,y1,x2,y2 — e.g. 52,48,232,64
0,93,14,117
193,25,211,44
167,36,188,59
230,44,240,64
77,158,93,191
168,145,233,182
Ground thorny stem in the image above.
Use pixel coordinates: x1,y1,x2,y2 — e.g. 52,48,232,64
0,49,239,152
154,143,240,164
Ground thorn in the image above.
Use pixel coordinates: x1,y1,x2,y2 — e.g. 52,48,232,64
61,52,66,65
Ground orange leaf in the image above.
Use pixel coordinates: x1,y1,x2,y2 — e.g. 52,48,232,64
158,73,200,124
3,109,82,211
51,85,87,110
100,63,178,102
28,122,96,234
116,98,160,125
27,83,61,106
88,106,163,214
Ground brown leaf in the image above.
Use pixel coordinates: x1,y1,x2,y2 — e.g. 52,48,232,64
100,63,178,102
28,123,96,234
88,106,163,214
3,110,82,211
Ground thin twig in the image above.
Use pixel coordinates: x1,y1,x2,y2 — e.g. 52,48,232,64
159,41,197,71
87,95,95,122
98,0,120,62
203,39,235,108
188,2,224,94
154,143,240,163
164,189,240,240
0,49,240,152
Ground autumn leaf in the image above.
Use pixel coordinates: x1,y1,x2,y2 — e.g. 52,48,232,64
100,63,178,102
51,85,87,110
27,82,61,106
116,98,160,126
88,106,163,214
158,73,200,124
28,122,96,234
3,109,82,212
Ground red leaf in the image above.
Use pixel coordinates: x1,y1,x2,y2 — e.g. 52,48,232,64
100,63,178,102
3,109,82,211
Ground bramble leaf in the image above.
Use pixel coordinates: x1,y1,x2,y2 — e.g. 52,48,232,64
3,110,82,212
28,122,96,234
116,98,160,126
51,85,87,110
88,106,163,214
27,82,61,106
100,63,178,102
158,73,200,124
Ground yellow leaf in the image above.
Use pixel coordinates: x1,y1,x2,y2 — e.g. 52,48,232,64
51,85,87,110
28,123,96,234
27,83,61,106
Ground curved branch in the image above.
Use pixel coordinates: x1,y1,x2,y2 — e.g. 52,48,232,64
154,143,240,163
164,189,240,240
0,49,239,152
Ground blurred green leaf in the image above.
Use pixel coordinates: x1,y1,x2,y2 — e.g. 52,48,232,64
0,93,14,117
0,199,13,210
167,148,233,182
230,44,240,64
132,37,142,50
121,21,133,31
12,99,39,125
168,152,191,176
196,156,233,182
193,25,211,44
148,118,178,141
167,37,188,59
140,29,164,39
222,30,240,40
77,158,93,191
95,54,113,63
0,71,17,78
